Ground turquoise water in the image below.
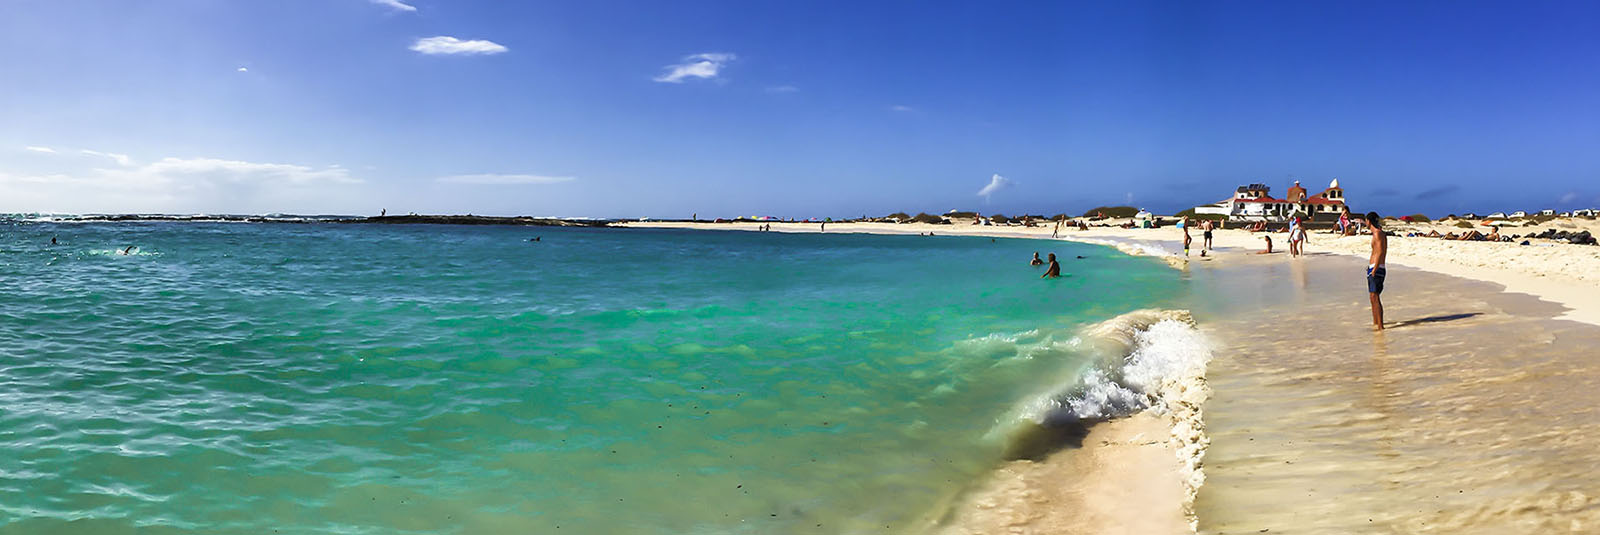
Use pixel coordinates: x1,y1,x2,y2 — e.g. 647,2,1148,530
0,221,1182,534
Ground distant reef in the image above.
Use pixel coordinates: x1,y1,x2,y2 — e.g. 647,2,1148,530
358,215,609,227
26,214,611,227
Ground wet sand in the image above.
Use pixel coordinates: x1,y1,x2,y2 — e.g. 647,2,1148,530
1190,254,1600,534
937,412,1192,535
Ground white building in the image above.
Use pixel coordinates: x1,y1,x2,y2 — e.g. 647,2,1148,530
1510,210,1528,218
1192,179,1347,222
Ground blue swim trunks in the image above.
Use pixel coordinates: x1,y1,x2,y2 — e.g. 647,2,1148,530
1367,266,1386,294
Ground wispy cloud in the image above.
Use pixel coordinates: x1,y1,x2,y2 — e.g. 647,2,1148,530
410,36,508,56
371,0,417,12
1413,185,1460,200
889,105,915,112
0,154,362,213
24,146,56,153
977,174,1012,199
437,174,575,185
1560,192,1580,204
81,149,133,166
766,85,799,94
654,53,735,83
236,67,249,73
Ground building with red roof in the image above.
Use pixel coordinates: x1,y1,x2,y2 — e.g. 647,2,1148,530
1193,179,1347,221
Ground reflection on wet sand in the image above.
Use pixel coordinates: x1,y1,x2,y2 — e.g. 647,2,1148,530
1191,255,1600,534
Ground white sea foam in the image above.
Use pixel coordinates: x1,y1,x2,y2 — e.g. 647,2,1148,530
996,309,1214,527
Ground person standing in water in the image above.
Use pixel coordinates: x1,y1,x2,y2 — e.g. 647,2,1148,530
1201,219,1214,252
1180,216,1192,256
1030,252,1044,266
1041,253,1061,278
1363,212,1388,330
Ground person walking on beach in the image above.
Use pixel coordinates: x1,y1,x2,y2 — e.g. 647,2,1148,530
1041,253,1061,278
1288,217,1306,257
1201,219,1214,252
1030,252,1044,266
1180,216,1192,256
1363,212,1388,330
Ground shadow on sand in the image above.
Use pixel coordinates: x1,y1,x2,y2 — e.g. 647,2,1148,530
1388,312,1483,329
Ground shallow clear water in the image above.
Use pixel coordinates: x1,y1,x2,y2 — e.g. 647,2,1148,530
0,221,1181,534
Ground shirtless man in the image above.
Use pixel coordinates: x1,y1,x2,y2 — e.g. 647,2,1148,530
1041,253,1061,278
1363,212,1388,330
1030,252,1044,266
1201,219,1214,252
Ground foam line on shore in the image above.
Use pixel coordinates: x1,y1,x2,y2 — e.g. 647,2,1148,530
981,309,1213,530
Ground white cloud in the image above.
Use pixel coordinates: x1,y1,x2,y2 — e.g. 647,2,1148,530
0,154,363,214
80,149,134,166
977,174,1012,198
766,85,799,93
437,174,575,185
371,0,417,12
410,36,508,56
890,105,915,112
654,53,735,83
237,67,248,73
24,146,56,153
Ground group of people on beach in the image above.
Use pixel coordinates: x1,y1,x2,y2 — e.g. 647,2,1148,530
1178,217,1217,257
1194,209,1389,330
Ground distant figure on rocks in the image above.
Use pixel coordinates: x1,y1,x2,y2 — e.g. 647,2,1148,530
1041,253,1061,278
380,208,386,217
1031,252,1044,266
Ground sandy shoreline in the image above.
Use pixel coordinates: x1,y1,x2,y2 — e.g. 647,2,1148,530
621,220,1600,533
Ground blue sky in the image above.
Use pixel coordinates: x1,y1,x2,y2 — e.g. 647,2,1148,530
2,1,1597,217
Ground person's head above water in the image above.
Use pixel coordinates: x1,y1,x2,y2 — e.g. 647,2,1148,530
1047,253,1056,261
1365,212,1382,228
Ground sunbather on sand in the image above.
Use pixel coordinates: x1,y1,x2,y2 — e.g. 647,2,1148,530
1257,235,1274,254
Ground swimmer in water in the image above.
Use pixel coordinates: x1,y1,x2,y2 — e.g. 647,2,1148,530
121,246,135,255
529,237,540,242
1030,252,1044,266
51,236,58,245
1041,253,1061,278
